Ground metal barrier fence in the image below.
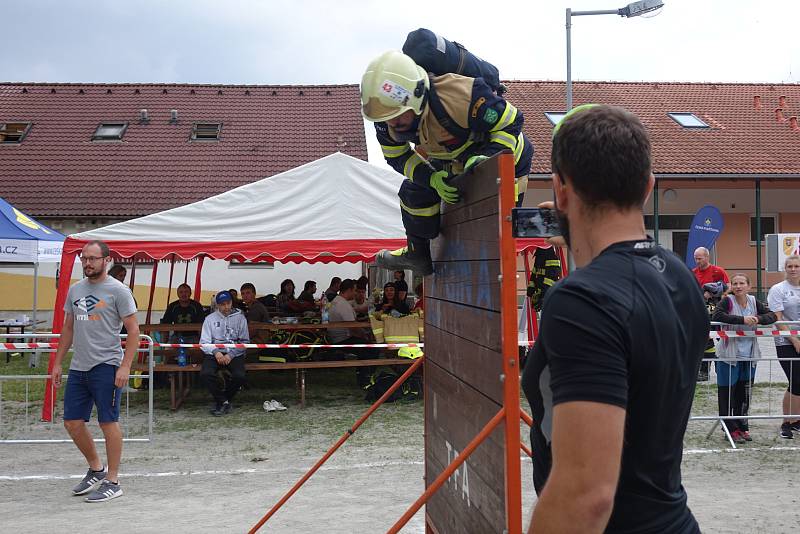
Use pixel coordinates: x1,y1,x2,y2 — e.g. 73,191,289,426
0,333,154,444
691,321,800,448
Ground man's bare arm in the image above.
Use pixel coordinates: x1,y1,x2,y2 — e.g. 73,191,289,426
529,401,626,534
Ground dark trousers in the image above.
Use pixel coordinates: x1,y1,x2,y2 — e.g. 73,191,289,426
336,336,378,389
200,355,246,404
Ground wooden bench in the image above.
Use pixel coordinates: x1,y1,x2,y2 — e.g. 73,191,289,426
132,358,415,410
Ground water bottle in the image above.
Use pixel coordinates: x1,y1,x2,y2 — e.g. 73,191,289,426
177,336,187,367
320,294,329,323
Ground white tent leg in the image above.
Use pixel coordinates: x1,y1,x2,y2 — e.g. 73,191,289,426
30,262,39,368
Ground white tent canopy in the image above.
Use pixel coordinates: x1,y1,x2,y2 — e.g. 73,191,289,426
68,152,407,262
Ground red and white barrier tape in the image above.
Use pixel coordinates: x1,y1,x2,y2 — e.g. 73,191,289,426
3,331,799,351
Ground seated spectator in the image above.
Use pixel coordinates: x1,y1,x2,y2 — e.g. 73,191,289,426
199,291,249,416
324,277,342,302
228,288,245,310
108,264,127,283
161,283,205,342
412,283,424,312
298,280,318,304
240,283,270,324
380,283,410,316
328,279,376,387
350,278,370,320
275,279,298,313
240,283,271,358
393,270,409,294
712,273,777,443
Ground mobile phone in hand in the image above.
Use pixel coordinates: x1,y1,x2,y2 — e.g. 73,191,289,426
511,207,562,238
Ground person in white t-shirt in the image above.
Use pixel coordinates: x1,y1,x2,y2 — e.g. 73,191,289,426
768,254,800,439
328,279,376,387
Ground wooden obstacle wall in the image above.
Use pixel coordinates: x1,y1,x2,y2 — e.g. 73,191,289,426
424,155,509,533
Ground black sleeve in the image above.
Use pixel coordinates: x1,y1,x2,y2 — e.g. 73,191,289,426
540,284,629,409
160,302,175,324
711,297,744,325
755,300,778,324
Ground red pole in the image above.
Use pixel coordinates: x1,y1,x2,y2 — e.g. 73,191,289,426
248,356,425,533
42,244,79,422
145,260,159,325
520,410,534,428
498,152,523,534
164,254,175,310
520,442,532,458
194,255,205,299
387,408,506,534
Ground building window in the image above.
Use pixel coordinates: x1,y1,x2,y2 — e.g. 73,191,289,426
0,122,32,143
191,122,222,141
750,215,776,244
544,112,567,126
92,122,128,141
668,112,709,129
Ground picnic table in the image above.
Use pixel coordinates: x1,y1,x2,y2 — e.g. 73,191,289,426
137,321,381,410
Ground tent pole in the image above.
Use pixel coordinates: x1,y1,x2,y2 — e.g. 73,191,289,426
165,255,176,310
184,260,189,284
194,255,205,301
31,262,39,367
145,260,159,325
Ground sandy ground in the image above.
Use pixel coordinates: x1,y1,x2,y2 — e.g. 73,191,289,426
1,366,799,533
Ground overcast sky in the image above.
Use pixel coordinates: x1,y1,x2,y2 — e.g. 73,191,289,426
4,0,798,164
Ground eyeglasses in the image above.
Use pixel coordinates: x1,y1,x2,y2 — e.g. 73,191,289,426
79,256,107,263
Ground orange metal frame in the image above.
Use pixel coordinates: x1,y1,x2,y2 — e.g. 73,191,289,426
248,153,532,533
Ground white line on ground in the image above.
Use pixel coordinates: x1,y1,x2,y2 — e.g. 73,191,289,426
684,446,800,454
0,459,425,482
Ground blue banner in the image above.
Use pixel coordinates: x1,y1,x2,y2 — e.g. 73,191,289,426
685,205,724,268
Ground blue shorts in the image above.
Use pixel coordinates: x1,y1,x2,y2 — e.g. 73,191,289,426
64,363,122,423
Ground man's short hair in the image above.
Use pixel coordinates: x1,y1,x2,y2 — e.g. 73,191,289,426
177,283,191,292
303,280,316,291
84,240,110,257
339,279,356,293
241,282,256,293
330,277,342,286
355,278,368,290
108,264,127,278
551,105,651,211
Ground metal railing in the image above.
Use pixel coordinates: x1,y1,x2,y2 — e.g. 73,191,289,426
691,321,800,448
0,333,154,444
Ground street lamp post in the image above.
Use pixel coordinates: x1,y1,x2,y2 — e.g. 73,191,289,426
566,0,664,110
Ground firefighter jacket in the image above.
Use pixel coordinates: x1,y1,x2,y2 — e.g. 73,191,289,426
527,247,562,311
375,73,532,191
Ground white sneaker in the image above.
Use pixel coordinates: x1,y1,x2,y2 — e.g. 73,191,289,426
271,399,287,411
263,400,276,412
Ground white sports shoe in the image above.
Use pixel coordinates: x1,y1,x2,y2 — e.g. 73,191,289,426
263,400,276,412
271,399,287,411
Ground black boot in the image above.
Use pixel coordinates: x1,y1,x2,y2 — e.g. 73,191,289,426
376,235,433,276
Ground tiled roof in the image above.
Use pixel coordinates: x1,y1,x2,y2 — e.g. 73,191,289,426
505,81,800,176
0,83,367,217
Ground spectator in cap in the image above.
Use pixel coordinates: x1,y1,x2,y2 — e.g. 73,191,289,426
199,290,249,416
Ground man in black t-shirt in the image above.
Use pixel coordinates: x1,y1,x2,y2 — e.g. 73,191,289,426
160,283,205,342
521,105,708,533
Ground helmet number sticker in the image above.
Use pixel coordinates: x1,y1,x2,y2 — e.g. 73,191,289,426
381,80,411,106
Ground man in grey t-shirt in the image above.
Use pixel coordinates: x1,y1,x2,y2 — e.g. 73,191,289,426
52,240,139,503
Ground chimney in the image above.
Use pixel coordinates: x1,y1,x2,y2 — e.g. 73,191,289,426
139,109,149,122
753,95,761,110
779,95,787,108
775,108,786,122
790,116,799,131
170,109,178,123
